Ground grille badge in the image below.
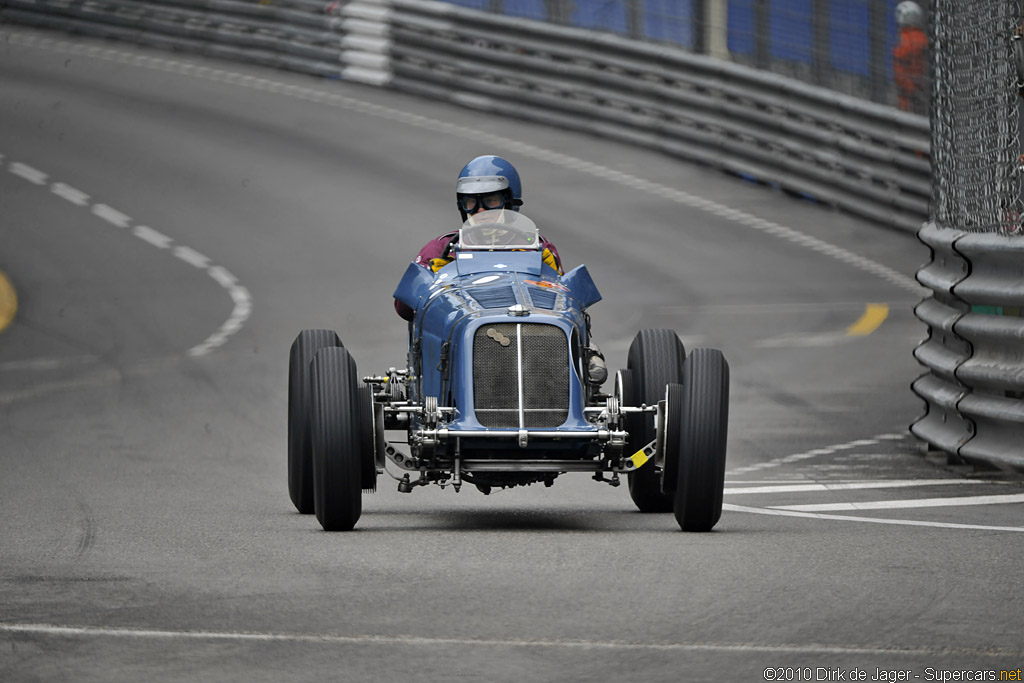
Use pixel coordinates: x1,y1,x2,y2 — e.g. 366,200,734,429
486,327,511,347
508,304,530,316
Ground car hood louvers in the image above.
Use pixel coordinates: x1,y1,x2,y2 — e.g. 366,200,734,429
468,285,518,309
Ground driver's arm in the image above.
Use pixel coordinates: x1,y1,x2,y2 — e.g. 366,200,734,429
540,237,562,274
394,232,458,320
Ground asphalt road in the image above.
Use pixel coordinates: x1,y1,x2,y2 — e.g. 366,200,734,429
1,27,1021,683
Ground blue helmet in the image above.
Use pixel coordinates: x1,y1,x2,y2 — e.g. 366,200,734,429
456,155,523,220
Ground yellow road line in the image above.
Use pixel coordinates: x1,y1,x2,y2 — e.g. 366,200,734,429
846,303,888,336
0,270,17,334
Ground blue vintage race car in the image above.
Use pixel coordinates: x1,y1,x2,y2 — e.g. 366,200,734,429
287,210,729,532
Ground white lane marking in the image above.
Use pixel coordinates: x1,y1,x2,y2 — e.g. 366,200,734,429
773,493,1024,512
658,302,874,315
724,480,994,495
2,156,251,356
8,161,48,184
173,245,211,269
754,333,849,348
0,370,124,405
207,265,237,288
0,623,1019,658
91,203,132,228
133,225,173,249
724,503,1024,532
3,30,926,297
724,480,814,485
51,182,90,206
0,356,99,372
188,279,250,357
727,433,907,476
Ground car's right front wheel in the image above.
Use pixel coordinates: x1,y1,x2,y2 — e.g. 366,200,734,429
673,348,730,532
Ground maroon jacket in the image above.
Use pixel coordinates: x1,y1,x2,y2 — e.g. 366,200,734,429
394,231,562,321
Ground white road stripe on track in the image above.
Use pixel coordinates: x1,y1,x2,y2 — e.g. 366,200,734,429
772,493,1024,512
0,623,1019,657
0,356,99,372
725,503,1024,532
724,480,996,495
9,162,47,184
51,182,90,206
2,154,251,357
91,203,131,228
133,225,173,249
726,433,909,475
173,245,211,269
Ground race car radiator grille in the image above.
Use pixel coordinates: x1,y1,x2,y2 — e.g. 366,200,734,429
473,323,569,428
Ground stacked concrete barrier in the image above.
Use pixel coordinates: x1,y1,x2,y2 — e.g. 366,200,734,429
0,0,929,234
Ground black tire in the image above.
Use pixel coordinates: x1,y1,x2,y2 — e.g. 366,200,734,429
288,330,342,513
310,346,363,531
674,348,729,532
625,329,686,512
357,384,377,492
660,383,684,495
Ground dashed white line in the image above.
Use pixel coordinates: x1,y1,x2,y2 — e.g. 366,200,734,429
773,493,1024,512
51,182,90,206
132,225,173,249
173,245,211,269
3,155,251,356
188,280,250,357
207,265,237,288
91,203,132,228
9,162,48,185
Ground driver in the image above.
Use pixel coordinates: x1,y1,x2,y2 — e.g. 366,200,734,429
394,155,562,321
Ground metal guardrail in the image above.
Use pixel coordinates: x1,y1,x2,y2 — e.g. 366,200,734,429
0,0,930,234
384,0,929,234
0,0,392,84
913,222,1024,471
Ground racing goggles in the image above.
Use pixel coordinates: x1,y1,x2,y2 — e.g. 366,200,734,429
458,191,508,214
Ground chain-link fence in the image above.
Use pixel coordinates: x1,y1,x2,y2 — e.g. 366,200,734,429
930,0,1022,234
440,0,931,114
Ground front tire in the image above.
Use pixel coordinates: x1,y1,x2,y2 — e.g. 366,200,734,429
625,329,686,512
310,346,363,531
673,348,729,532
288,330,342,513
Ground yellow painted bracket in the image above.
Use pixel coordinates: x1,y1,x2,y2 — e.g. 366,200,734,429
847,303,888,336
629,443,655,468
0,270,16,334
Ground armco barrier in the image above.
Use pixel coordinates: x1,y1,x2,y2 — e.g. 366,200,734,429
0,0,929,234
0,0,392,84
913,222,1024,471
384,0,929,233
